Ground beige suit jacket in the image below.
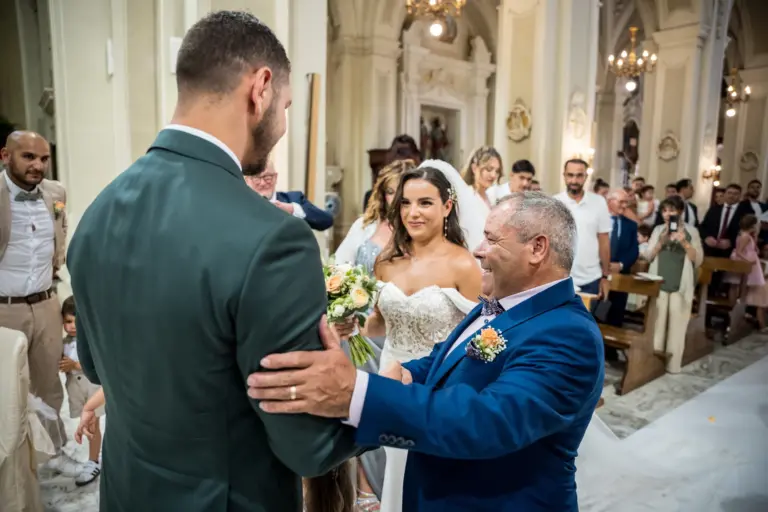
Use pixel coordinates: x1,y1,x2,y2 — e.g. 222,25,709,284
0,171,67,277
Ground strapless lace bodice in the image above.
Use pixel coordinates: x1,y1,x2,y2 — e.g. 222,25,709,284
377,284,472,364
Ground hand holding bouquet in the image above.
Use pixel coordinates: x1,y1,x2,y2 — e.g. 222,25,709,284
323,262,378,366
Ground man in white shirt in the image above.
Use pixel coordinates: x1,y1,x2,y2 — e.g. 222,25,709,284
488,159,535,204
244,159,334,231
0,131,80,476
553,159,612,299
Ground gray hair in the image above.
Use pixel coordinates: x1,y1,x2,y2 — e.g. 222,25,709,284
495,192,577,271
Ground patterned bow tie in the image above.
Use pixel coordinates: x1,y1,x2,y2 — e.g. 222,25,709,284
15,190,42,202
479,296,505,316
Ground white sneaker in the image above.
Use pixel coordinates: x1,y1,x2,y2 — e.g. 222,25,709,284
43,453,83,478
75,460,101,487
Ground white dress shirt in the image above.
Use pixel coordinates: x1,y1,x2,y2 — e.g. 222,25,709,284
0,173,55,297
164,124,242,171
554,191,612,286
63,338,83,375
269,192,306,220
344,278,570,428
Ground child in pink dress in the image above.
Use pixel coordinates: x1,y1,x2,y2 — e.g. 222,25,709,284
730,215,768,329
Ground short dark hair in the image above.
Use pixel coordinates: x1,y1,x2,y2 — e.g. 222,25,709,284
389,135,421,161
726,183,742,192
511,159,535,175
62,296,76,317
640,184,655,195
564,159,589,171
675,178,693,192
176,11,290,96
637,223,653,238
593,179,609,193
632,176,645,183
660,195,685,213
748,179,762,187
531,179,540,185
666,183,676,190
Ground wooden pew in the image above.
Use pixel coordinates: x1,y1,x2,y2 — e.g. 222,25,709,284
700,257,753,345
682,266,711,366
598,274,666,395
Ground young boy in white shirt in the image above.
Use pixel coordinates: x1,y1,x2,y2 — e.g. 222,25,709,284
60,296,103,486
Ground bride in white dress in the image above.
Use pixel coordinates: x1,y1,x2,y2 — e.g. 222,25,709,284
360,160,483,512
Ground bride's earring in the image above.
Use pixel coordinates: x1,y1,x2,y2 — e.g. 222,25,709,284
444,217,448,238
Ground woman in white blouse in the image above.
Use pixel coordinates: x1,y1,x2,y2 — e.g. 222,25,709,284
460,146,503,212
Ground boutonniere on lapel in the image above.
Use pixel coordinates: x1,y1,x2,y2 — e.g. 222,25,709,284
53,201,65,219
466,327,507,363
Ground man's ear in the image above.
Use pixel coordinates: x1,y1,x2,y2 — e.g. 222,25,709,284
529,234,549,265
250,67,274,117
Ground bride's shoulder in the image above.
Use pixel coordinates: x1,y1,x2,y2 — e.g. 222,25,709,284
446,244,478,270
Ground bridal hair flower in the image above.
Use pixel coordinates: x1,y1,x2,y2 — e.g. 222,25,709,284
466,327,507,363
448,186,458,203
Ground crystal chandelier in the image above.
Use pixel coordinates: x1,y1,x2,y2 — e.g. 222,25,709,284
724,68,751,118
406,0,466,37
406,0,466,17
608,27,657,91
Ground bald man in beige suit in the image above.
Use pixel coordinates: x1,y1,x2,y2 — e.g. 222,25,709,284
0,131,81,477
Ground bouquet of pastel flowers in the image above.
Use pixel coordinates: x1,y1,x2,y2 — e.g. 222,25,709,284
323,261,379,366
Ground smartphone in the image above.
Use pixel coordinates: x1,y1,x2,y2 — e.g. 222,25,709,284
669,214,679,232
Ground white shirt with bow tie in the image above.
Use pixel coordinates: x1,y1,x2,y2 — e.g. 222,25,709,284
0,173,54,297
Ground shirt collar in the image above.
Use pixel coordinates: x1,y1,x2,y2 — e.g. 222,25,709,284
164,124,242,171
496,277,571,312
4,172,40,198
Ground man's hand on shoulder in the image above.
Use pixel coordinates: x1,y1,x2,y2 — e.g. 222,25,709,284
247,315,356,418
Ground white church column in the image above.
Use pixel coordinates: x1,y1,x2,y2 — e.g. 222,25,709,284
721,66,768,187
640,25,708,197
331,34,400,233
693,6,731,207
593,90,616,183
493,0,599,193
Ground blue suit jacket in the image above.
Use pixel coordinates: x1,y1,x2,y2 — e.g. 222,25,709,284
355,278,604,511
611,215,639,273
276,191,334,231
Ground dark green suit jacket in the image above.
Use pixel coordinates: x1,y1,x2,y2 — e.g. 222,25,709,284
68,129,359,511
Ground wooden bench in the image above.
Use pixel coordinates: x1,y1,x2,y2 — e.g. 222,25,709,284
682,266,711,366
598,274,666,395
700,257,753,346
579,292,598,311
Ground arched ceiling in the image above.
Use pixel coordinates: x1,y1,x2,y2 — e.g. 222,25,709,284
329,0,498,57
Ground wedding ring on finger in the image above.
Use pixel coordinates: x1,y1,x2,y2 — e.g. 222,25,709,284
289,385,297,401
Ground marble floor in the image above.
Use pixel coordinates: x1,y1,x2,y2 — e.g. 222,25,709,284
40,335,768,511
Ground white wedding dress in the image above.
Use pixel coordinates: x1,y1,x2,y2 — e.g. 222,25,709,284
377,283,477,512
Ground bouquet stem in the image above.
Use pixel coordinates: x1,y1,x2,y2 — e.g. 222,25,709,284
347,331,375,367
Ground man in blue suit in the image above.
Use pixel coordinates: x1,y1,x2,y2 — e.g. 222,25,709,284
245,159,333,231
248,192,605,511
604,189,639,327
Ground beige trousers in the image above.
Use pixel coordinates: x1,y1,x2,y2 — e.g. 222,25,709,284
0,298,66,452
653,290,692,373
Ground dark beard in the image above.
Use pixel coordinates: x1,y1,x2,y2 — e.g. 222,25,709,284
243,101,278,174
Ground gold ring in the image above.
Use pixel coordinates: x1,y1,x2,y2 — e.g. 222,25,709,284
290,385,297,401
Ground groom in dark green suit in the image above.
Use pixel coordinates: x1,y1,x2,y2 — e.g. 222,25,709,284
68,11,359,511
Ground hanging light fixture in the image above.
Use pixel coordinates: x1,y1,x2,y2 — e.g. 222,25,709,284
724,67,750,118
406,0,466,38
607,27,657,91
